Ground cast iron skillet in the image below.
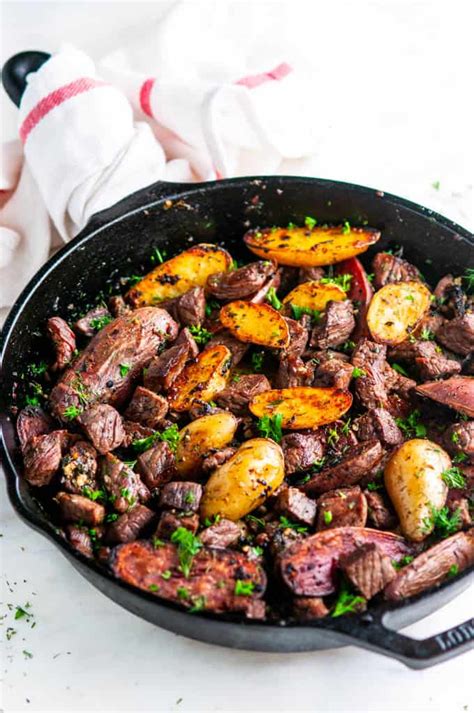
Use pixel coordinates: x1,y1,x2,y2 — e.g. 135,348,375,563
1,52,473,669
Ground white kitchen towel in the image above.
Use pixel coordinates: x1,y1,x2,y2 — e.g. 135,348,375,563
0,0,316,312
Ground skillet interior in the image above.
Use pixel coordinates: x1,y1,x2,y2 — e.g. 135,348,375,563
1,175,473,661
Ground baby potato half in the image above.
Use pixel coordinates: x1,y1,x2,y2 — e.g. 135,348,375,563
176,412,238,477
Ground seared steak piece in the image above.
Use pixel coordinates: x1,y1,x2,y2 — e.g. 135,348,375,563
74,306,112,338
47,317,76,371
292,596,329,620
275,355,315,388
108,295,130,318
436,313,474,356
101,453,150,513
316,487,367,530
365,491,398,530
416,376,474,418
351,339,388,409
340,542,396,599
207,330,249,366
385,530,474,600
121,421,155,448
175,327,199,357
353,408,403,447
137,441,176,490
279,527,413,596
16,406,53,451
302,441,384,496
298,266,325,284
444,421,474,460
434,276,467,317
61,440,98,493
143,344,189,393
56,492,105,526
176,287,206,326
216,374,270,415
283,317,309,359
414,341,462,381
78,404,125,454
312,357,353,391
105,504,155,544
187,401,223,421
201,447,236,473
23,431,64,486
275,487,316,526
446,494,472,530
111,541,266,615
159,482,203,513
155,510,200,539
372,252,420,289
310,300,355,350
207,261,276,300
281,430,325,474
49,307,178,420
199,518,244,548
124,386,168,428
66,525,94,558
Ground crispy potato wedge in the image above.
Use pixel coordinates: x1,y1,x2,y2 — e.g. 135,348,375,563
244,225,380,267
169,345,232,412
176,412,239,477
249,386,352,429
366,281,431,345
282,280,346,312
126,244,232,306
219,300,290,349
384,439,450,542
200,438,285,520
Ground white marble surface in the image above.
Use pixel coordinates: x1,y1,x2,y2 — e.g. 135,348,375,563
1,1,473,712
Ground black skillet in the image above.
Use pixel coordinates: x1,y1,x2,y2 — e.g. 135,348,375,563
1,52,473,669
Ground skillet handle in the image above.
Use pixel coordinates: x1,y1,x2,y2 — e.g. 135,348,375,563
1,51,51,106
327,613,474,669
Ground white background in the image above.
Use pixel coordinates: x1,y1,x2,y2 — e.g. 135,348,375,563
1,1,473,712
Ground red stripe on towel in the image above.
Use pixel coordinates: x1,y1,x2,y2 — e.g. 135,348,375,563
139,78,156,117
20,78,106,143
235,62,292,89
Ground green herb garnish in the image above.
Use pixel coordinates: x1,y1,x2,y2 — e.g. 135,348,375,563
266,287,282,310
256,413,283,443
119,363,131,377
304,215,317,230
170,527,202,578
423,505,461,538
323,511,333,525
279,516,308,534
132,423,180,453
234,580,256,596
351,367,366,379
189,324,212,345
440,466,466,489
63,405,81,421
395,410,427,438
331,582,365,617
448,564,459,577
391,363,409,377
90,315,112,331
290,304,321,321
320,273,352,292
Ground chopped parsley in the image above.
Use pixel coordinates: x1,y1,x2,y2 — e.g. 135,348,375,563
170,527,202,578
152,537,165,549
63,405,81,421
340,340,356,353
245,514,266,529
304,215,317,230
82,487,106,502
405,294,415,302
177,586,190,600
290,304,321,321
326,427,340,446
323,511,333,525
420,328,435,341
205,299,221,317
320,273,352,292
423,505,461,538
234,580,256,596
119,363,131,377
14,604,32,621
148,583,159,592
392,555,414,571
29,361,48,376
391,363,409,377
256,413,283,443
189,324,212,345
395,410,427,438
151,247,166,264
132,423,180,453
453,452,468,464
189,595,206,613
432,180,440,191
105,513,119,523
366,481,384,492
161,570,172,580
331,582,365,617
279,516,308,534
462,268,474,293
448,564,459,577
341,221,351,235
184,491,195,504
440,466,466,489
352,367,366,379
90,314,112,331
23,650,33,659
120,487,136,506
266,287,282,310
251,351,265,372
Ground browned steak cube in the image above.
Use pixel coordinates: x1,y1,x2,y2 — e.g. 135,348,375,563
354,408,403,447
365,490,398,530
340,542,397,599
436,313,474,356
310,300,355,350
61,440,98,493
155,510,200,539
275,487,316,527
201,447,236,473
159,482,202,513
372,252,420,289
47,316,76,371
78,404,125,454
199,519,244,548
23,431,64,486
143,344,189,393
446,494,472,530
74,306,112,337
56,492,105,526
108,295,130,318
105,504,155,544
137,441,176,489
66,525,94,558
281,430,325,474
215,374,271,415
303,441,383,496
312,357,353,391
102,453,150,513
316,487,368,530
121,421,155,448
124,386,168,428
292,597,329,620
16,406,53,451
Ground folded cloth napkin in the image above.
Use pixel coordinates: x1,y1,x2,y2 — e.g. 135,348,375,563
0,1,316,312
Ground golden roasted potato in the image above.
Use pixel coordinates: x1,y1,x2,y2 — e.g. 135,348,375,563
169,345,232,412
244,225,380,267
384,439,450,542
249,386,352,429
282,280,346,312
176,412,238,477
200,438,285,520
219,300,290,349
126,244,232,306
366,281,431,345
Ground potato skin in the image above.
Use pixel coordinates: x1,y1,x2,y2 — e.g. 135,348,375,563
169,345,232,412
366,281,431,345
219,300,290,349
384,439,450,541
244,226,380,267
282,281,346,311
200,438,285,520
249,386,352,430
176,412,239,477
126,244,232,306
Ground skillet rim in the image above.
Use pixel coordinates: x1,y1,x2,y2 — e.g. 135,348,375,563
1,174,473,638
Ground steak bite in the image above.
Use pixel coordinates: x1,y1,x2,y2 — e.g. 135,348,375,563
275,487,317,527
61,440,98,493
108,295,130,318
23,431,65,486
176,287,206,327
283,317,309,359
159,482,202,513
316,487,367,530
121,421,155,448
155,510,200,539
292,597,329,620
413,341,462,381
16,406,54,451
101,453,150,513
416,376,474,418
66,525,94,558
207,330,249,366
436,312,474,356
110,540,267,615
372,252,420,289
143,344,189,393
340,542,397,599
353,408,403,447
310,300,355,350
199,518,244,548
56,492,105,526
312,357,353,391
124,386,168,428
136,441,176,490
281,430,325,474
215,374,271,415
206,261,276,300
385,530,474,600
105,504,155,544
443,421,474,460
47,316,76,371
302,440,384,496
175,327,199,358
365,490,398,530
275,355,315,388
74,306,112,338
351,339,388,409
446,494,472,530
78,404,125,454
201,447,236,473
